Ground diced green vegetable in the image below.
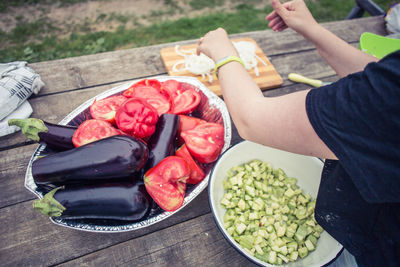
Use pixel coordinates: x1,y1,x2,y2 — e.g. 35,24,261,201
305,239,315,251
295,224,308,242
220,159,323,265
239,235,255,249
298,247,309,258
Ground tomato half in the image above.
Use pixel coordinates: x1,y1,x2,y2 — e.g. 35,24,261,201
123,79,162,97
181,122,224,163
176,144,205,184
162,80,201,115
144,156,190,211
89,95,127,124
72,119,122,147
178,115,207,133
123,79,171,115
115,98,159,139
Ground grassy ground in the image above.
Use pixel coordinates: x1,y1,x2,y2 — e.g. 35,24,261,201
0,0,396,63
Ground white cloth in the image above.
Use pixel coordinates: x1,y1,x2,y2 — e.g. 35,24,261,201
0,61,44,121
0,61,44,136
0,100,33,137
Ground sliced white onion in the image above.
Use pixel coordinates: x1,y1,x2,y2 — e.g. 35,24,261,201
172,45,215,84
233,41,267,76
171,41,267,82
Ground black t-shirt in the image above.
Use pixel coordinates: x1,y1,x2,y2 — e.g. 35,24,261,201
305,51,400,266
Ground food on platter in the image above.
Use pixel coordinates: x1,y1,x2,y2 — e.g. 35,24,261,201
26,77,230,228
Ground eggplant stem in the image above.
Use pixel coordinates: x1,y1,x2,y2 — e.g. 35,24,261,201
33,187,66,217
8,118,48,142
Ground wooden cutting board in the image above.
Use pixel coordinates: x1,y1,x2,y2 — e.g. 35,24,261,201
160,37,283,96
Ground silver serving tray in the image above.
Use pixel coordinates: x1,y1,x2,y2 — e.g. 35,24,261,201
25,75,231,232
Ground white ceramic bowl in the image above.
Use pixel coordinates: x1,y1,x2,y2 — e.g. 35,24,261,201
208,140,343,266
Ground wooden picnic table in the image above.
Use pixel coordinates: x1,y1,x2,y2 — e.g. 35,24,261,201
0,16,387,266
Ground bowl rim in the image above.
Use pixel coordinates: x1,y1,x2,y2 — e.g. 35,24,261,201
208,140,344,266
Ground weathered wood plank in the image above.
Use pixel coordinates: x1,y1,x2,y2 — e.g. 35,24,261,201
30,16,385,96
0,144,38,208
0,189,211,266
57,213,256,267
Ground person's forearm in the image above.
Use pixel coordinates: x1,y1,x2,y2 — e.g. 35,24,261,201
302,24,379,77
217,62,336,159
217,61,263,140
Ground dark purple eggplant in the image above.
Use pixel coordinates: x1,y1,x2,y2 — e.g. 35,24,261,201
33,181,151,221
32,135,148,185
144,113,179,172
8,118,76,151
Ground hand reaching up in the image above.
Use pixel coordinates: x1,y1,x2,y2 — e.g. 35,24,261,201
266,0,318,35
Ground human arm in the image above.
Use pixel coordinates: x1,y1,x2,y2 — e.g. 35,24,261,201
266,0,379,77
197,28,337,159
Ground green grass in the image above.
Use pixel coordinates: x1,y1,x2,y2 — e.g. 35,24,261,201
0,0,397,63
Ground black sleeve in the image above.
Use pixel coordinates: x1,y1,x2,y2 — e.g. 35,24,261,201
306,51,400,203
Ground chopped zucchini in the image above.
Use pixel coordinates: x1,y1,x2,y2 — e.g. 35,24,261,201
220,159,323,265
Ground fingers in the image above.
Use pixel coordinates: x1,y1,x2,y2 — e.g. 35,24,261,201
271,0,288,18
268,16,284,29
273,20,288,32
265,10,278,21
196,37,203,55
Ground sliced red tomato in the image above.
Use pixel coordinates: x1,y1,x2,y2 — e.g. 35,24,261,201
176,144,205,184
72,119,122,147
123,79,162,97
178,115,207,133
115,98,159,139
123,79,171,115
161,80,201,115
89,95,127,124
181,122,224,163
144,156,190,211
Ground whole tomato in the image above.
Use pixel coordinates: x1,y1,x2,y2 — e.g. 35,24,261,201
115,98,159,139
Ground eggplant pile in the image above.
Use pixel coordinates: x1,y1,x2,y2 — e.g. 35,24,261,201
31,114,180,222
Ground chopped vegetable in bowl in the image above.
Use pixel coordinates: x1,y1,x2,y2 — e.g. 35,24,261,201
220,159,324,265
208,141,342,266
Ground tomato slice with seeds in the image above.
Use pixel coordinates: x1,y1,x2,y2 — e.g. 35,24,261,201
144,156,190,211
176,144,205,184
178,115,207,134
162,80,201,115
123,79,162,97
72,119,122,147
131,86,171,115
181,122,224,163
89,95,127,124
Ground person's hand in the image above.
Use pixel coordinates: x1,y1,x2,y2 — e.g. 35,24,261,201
196,28,238,62
266,0,318,35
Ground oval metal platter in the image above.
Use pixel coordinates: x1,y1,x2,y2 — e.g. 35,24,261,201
25,75,231,232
